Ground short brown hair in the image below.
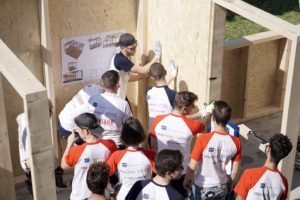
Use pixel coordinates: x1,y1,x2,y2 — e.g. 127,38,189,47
86,162,110,195
150,63,165,80
120,117,146,146
213,100,232,127
102,70,119,90
155,149,183,177
174,91,198,109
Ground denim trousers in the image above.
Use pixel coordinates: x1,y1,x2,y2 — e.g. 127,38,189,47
189,184,228,200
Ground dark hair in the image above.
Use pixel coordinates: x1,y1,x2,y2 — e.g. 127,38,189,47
174,91,198,109
116,33,137,47
120,117,146,146
155,149,183,177
213,100,232,127
86,162,110,195
150,63,165,80
102,70,119,89
269,133,292,164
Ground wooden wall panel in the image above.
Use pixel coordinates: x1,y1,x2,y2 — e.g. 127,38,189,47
245,40,280,115
0,0,43,177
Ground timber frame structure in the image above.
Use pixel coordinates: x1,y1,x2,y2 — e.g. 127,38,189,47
208,0,300,197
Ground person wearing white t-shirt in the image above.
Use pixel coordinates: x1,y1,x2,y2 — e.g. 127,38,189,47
234,133,292,200
91,70,132,149
110,33,161,100
58,84,103,145
184,100,242,200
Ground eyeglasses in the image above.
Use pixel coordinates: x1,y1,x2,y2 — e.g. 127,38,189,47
126,43,138,51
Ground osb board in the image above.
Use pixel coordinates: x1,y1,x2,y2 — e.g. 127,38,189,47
0,0,44,177
48,0,137,117
147,0,213,120
221,48,244,119
245,40,280,113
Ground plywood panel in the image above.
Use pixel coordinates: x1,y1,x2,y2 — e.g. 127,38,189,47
245,40,280,114
147,0,213,114
0,0,44,177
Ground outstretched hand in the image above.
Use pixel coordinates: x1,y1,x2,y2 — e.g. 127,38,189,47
169,59,178,78
154,40,161,59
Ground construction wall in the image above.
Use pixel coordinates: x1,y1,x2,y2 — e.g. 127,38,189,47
0,0,43,177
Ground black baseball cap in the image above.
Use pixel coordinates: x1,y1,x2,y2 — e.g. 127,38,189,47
116,33,137,47
74,113,104,136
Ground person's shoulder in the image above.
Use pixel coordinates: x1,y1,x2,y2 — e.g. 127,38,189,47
166,184,184,200
146,86,154,94
100,139,117,152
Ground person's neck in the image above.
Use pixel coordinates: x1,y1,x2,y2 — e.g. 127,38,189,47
264,158,278,170
172,109,184,116
213,123,227,133
155,79,167,87
153,175,170,186
121,50,130,58
88,193,106,200
85,134,100,143
104,88,117,94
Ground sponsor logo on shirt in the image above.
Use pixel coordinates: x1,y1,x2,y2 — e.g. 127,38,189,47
146,95,150,100
84,158,90,163
161,125,167,130
143,194,149,199
93,102,98,107
260,183,266,189
122,163,127,168
209,147,214,152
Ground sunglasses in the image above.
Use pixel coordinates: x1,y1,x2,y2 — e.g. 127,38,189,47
126,46,137,51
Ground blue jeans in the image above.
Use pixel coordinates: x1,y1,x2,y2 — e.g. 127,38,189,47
189,184,228,200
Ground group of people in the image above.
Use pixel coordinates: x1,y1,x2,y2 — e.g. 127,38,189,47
18,33,293,200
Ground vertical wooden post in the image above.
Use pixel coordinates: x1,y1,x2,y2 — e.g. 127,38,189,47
136,0,148,134
278,36,300,197
206,3,226,103
24,93,57,200
39,0,59,159
0,74,16,200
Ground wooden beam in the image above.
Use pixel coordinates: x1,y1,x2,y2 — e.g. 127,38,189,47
0,40,45,100
206,2,226,102
0,74,16,200
213,0,299,40
278,36,300,197
24,95,57,200
39,0,59,159
136,0,149,140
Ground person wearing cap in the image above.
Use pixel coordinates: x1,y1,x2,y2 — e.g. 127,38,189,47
58,84,103,145
61,113,117,200
110,33,161,100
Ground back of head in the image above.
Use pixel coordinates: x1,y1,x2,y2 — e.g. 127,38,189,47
86,162,110,195
74,113,104,136
102,70,119,90
150,63,165,80
174,91,198,109
269,133,292,164
155,149,183,177
120,117,146,146
213,100,232,127
116,33,137,47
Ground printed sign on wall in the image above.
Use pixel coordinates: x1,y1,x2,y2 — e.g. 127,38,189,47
61,29,125,85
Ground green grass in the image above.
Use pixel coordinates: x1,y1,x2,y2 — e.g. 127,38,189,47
225,1,300,39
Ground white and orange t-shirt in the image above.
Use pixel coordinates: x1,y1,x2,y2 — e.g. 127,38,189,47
190,131,241,187
65,139,117,200
234,166,288,200
107,147,156,200
151,113,205,174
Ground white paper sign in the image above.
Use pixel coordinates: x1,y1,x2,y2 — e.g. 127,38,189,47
61,30,125,85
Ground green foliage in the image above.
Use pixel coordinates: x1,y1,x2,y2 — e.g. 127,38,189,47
225,0,300,39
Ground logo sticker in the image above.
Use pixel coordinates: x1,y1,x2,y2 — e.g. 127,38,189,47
143,194,149,199
146,95,150,100
260,183,266,189
122,163,127,167
93,102,98,107
161,125,167,130
209,147,214,152
84,158,90,163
